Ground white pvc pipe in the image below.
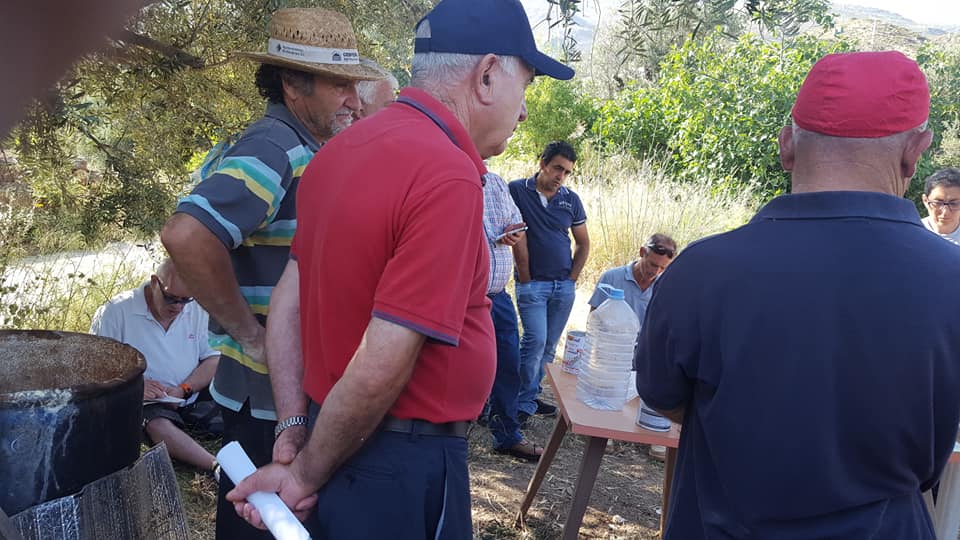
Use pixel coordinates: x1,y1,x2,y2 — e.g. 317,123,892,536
216,441,311,540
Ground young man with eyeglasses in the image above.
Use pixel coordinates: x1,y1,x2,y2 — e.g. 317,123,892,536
90,258,221,474
921,167,960,245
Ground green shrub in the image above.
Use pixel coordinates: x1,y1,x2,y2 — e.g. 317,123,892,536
508,77,598,159
911,40,960,207
593,34,848,199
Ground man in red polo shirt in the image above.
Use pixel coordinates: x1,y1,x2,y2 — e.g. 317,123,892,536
228,0,574,537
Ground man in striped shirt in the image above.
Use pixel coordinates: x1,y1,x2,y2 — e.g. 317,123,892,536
160,8,383,539
483,171,543,461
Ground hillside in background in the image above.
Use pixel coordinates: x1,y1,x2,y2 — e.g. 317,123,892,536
831,17,931,55
833,3,960,37
519,1,959,60
829,3,960,55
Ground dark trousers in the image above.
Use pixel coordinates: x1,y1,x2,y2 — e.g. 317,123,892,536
488,290,524,450
311,429,472,539
215,403,276,540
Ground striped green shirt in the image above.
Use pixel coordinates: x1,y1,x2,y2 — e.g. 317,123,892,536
175,103,319,420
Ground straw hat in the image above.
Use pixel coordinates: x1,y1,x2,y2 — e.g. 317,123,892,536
238,8,384,81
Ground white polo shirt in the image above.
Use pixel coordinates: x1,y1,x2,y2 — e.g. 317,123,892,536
90,283,219,402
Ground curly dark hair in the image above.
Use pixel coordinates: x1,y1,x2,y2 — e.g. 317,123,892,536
539,140,578,165
254,64,315,104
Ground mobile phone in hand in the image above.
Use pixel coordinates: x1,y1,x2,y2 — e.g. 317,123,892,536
495,226,528,241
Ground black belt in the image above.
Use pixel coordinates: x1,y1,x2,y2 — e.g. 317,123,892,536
380,416,470,439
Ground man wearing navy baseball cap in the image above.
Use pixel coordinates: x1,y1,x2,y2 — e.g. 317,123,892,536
229,1,574,538
414,0,574,80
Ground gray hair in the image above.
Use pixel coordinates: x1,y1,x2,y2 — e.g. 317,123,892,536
156,258,175,281
791,120,929,144
410,19,523,94
357,58,398,104
646,233,676,251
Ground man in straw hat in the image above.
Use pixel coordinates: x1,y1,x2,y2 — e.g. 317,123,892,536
160,7,383,539
228,0,573,537
635,51,960,538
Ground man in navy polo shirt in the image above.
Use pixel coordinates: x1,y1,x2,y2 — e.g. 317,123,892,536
636,51,960,538
510,140,590,423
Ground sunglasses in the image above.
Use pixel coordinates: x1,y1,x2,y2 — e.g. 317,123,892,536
155,277,194,305
646,243,675,259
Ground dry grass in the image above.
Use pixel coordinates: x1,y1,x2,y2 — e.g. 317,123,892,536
488,150,756,285
168,435,220,539
0,242,157,331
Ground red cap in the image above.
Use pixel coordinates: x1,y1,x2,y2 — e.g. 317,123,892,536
791,51,929,138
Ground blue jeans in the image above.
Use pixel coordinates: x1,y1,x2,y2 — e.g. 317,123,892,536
516,279,576,416
488,291,523,450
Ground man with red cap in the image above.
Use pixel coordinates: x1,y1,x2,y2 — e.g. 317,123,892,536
635,51,960,538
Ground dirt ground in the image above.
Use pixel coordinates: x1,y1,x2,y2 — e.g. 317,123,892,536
175,386,667,540
469,385,667,540
175,292,667,539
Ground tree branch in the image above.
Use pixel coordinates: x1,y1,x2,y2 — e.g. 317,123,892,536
114,29,205,69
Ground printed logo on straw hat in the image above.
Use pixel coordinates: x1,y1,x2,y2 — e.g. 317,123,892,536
266,39,361,66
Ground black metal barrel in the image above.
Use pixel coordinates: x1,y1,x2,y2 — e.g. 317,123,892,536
0,330,145,516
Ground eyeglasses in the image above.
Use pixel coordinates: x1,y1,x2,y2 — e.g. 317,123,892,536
646,243,675,259
927,199,960,211
155,277,194,305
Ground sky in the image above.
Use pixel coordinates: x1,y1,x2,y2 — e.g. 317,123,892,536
520,0,960,33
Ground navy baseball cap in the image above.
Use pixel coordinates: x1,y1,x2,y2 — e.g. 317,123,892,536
414,0,575,81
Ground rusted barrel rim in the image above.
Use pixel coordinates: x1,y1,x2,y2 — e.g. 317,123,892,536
0,330,145,405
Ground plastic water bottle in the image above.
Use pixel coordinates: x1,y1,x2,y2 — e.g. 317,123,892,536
576,285,641,410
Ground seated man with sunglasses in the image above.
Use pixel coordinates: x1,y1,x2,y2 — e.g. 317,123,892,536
588,233,676,333
588,233,676,458
90,258,220,475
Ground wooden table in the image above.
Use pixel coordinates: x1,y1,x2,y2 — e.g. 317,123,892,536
515,363,960,540
515,363,680,539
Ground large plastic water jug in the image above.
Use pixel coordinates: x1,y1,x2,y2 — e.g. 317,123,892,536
576,285,641,410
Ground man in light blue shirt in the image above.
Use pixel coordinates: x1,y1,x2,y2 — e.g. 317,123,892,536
587,233,676,332
589,233,675,457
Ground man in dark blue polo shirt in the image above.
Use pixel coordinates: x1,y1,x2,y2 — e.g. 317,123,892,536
510,140,590,422
636,51,960,539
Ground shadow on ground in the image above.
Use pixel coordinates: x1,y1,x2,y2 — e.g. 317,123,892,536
170,384,667,539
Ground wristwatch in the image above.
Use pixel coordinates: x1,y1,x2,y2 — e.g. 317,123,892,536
274,415,310,440
178,383,193,399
